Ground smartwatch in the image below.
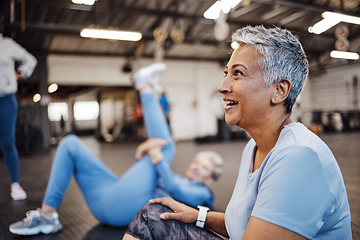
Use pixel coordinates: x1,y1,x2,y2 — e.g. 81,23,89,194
196,205,209,228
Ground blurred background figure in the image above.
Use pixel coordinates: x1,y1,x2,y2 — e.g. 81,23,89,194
0,32,37,200
159,92,171,125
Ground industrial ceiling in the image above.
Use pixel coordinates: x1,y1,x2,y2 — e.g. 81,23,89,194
2,0,360,77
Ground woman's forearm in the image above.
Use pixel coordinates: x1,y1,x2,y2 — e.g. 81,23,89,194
205,211,229,238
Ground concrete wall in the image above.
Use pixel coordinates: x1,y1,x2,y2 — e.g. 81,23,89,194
301,63,360,127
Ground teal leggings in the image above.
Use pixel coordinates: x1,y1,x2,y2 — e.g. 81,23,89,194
43,92,175,226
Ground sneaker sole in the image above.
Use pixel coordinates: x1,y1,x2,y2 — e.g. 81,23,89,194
11,195,27,201
9,224,62,235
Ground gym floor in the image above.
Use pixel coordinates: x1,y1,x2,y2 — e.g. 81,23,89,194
0,131,359,239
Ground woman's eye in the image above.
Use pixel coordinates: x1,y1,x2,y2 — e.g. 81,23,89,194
223,71,228,77
234,69,244,76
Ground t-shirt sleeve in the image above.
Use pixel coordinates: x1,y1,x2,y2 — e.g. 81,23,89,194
251,146,333,238
9,39,37,78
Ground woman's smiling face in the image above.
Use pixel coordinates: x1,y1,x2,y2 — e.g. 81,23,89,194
185,156,215,185
218,45,275,130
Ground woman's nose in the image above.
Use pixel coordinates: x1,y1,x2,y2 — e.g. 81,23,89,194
218,77,231,94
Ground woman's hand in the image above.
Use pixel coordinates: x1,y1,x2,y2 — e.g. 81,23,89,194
16,72,22,80
135,138,169,160
148,147,164,165
149,197,198,223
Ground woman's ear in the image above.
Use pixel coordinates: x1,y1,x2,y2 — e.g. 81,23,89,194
271,78,291,105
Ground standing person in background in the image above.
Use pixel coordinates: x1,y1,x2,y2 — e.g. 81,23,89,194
0,33,37,200
159,92,171,124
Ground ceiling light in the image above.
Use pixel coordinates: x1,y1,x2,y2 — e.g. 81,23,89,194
322,11,360,25
308,18,340,34
309,11,360,34
33,93,41,103
330,50,359,60
48,83,58,93
204,0,242,20
204,1,222,19
80,28,142,41
72,0,97,5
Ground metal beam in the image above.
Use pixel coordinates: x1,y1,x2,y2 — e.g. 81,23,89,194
252,0,360,16
6,22,221,45
28,0,360,19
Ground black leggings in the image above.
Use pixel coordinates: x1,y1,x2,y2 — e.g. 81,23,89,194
126,203,224,240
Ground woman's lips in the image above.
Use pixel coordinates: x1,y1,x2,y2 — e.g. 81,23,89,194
223,99,238,111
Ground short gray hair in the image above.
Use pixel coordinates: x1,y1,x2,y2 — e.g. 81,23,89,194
232,25,309,113
195,151,223,180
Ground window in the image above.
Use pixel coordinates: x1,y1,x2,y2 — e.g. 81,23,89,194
73,101,99,121
48,102,68,121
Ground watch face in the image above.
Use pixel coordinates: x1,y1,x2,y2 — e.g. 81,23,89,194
196,206,209,228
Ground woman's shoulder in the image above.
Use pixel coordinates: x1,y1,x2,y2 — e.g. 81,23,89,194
276,122,331,155
269,124,339,177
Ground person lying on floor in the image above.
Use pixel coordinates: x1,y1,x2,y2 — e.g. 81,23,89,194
9,62,223,236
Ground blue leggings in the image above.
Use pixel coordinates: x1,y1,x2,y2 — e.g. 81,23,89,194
0,94,19,183
43,92,176,227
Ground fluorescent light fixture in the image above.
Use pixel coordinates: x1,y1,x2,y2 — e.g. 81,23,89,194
330,50,359,60
308,18,340,34
72,0,97,5
204,0,242,19
80,28,142,41
322,11,360,25
309,11,360,34
204,1,222,19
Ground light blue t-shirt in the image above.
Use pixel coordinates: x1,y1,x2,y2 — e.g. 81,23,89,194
225,122,352,240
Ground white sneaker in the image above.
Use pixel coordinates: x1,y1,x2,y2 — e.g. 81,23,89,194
131,62,167,92
11,182,27,201
9,209,62,235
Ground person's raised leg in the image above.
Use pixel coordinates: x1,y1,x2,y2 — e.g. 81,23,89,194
140,86,171,140
133,63,176,165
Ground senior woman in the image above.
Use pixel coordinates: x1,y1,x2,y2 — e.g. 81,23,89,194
123,26,352,240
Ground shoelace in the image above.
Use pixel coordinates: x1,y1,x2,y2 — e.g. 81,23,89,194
23,210,40,223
